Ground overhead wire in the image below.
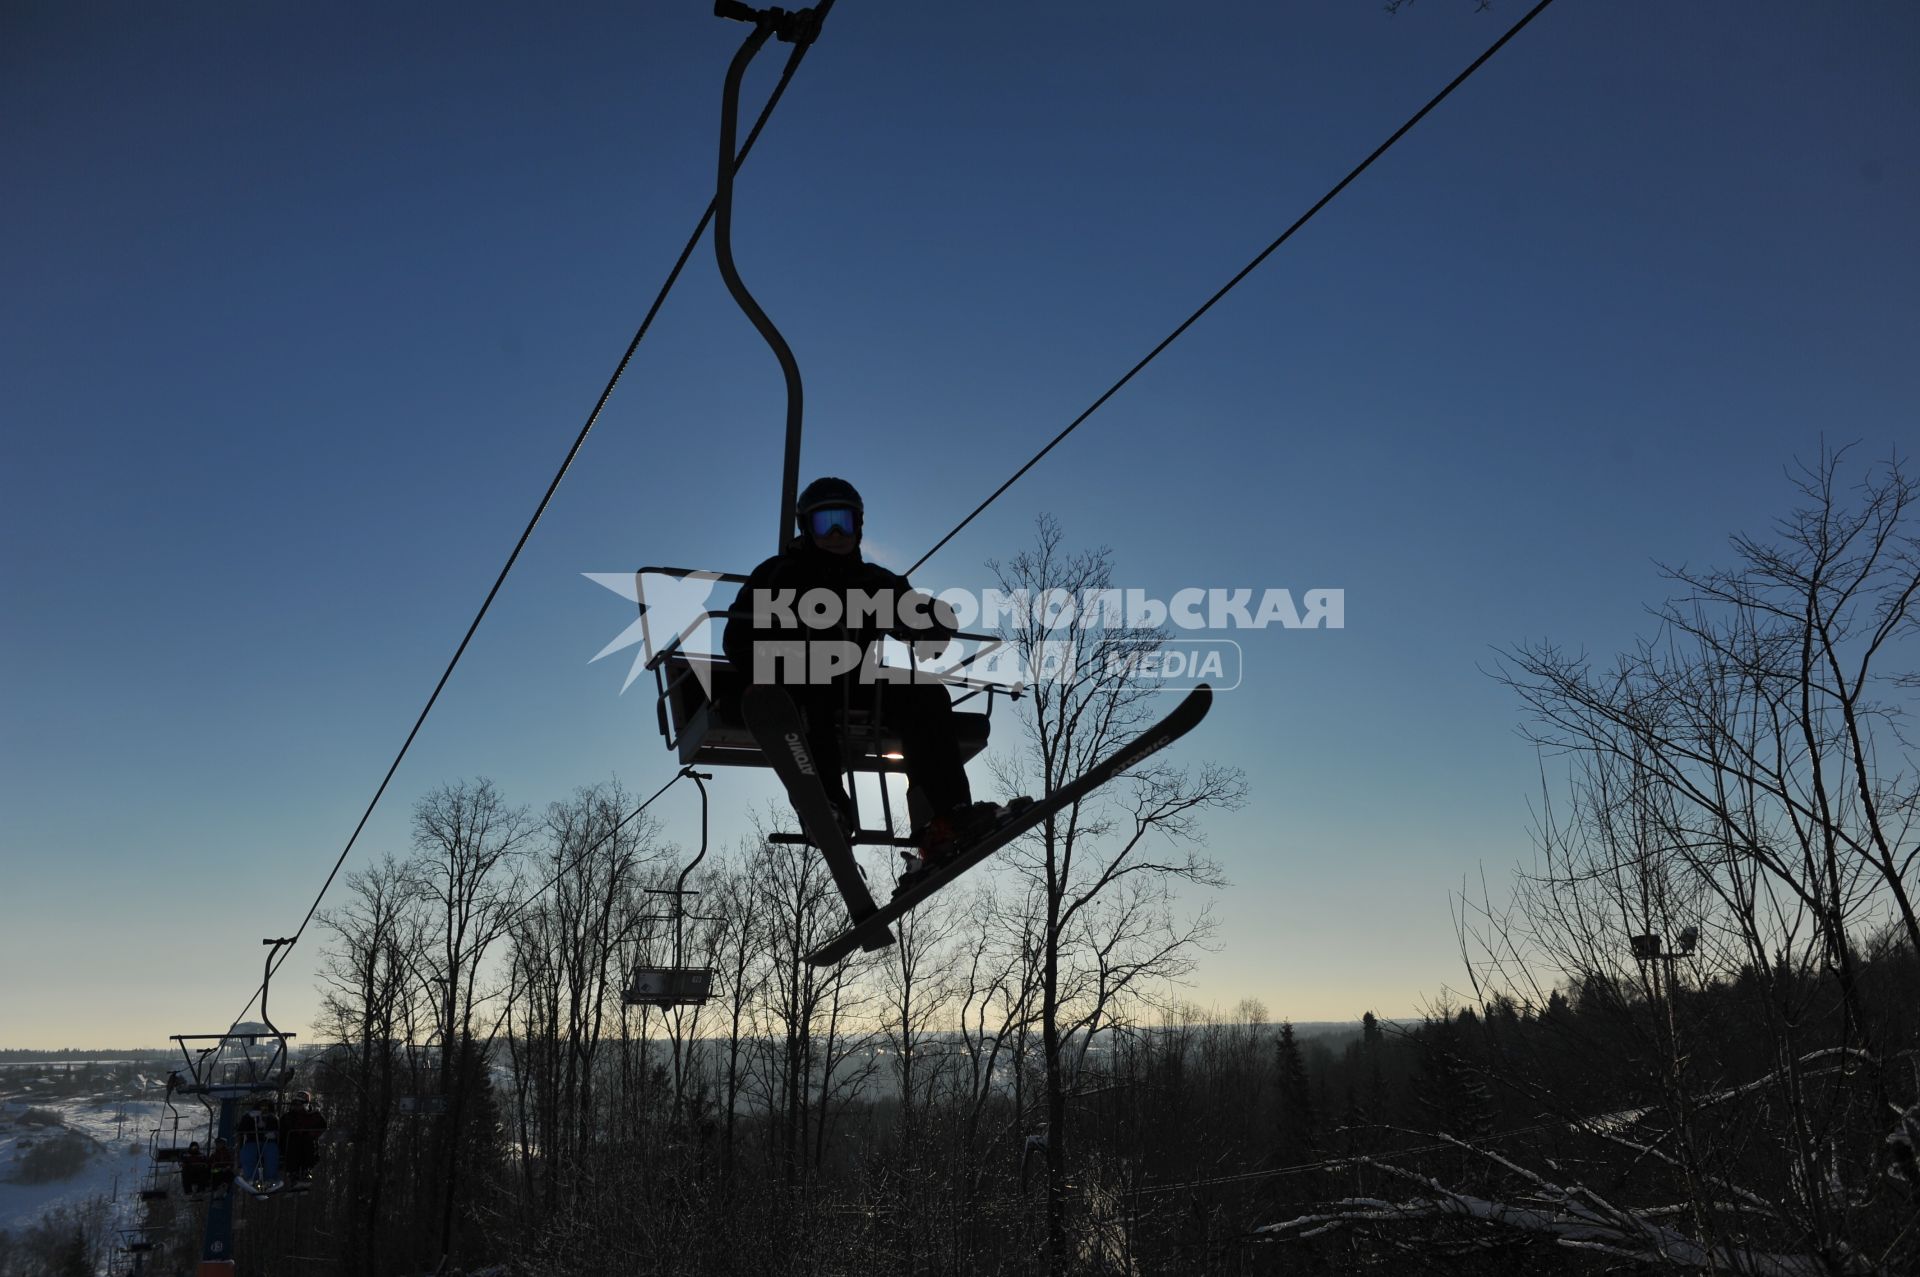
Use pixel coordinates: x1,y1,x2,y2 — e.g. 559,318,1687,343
222,13,834,1029
906,0,1558,576
224,0,1553,1024
493,768,693,939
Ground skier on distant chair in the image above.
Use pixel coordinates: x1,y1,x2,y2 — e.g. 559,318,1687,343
280,1091,327,1182
722,477,1005,885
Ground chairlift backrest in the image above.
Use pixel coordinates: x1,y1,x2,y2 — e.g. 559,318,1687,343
169,1031,294,1097
623,966,713,1008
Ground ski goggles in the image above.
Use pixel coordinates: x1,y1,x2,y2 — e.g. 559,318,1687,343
806,506,860,537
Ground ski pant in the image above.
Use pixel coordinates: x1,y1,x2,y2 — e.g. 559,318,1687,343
283,1138,316,1180
796,679,971,826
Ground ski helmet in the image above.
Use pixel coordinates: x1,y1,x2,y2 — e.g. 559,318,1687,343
795,476,863,533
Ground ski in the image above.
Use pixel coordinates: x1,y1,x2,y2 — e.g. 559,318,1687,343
741,685,895,952
806,684,1214,966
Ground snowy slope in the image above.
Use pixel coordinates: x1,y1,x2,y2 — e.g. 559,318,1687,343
0,1096,169,1235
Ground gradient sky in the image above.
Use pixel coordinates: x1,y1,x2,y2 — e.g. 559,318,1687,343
3,1,1915,1046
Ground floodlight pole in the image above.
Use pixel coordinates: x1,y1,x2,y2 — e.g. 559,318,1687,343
1628,931,1694,1007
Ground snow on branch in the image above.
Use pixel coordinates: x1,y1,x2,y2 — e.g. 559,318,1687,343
1686,1047,1880,1111
1252,1152,1871,1276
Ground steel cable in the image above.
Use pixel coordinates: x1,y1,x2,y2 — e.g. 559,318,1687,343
907,0,1557,576
222,14,834,1029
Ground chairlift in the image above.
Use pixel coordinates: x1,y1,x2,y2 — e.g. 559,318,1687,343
639,568,1024,867
171,939,310,1203
118,1227,161,1255
627,5,1022,862
171,939,295,1095
640,569,1013,778
149,1072,215,1160
145,1082,217,1203
624,769,719,1010
169,1029,292,1099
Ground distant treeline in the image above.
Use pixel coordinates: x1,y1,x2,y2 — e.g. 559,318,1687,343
0,1050,174,1063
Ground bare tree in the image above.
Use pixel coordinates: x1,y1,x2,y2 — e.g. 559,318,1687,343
744,810,875,1186
950,881,1042,1153
406,777,532,1263
501,781,660,1210
1500,451,1920,1021
990,515,1244,1274
315,853,429,1275
702,847,769,1193
1257,451,1920,1272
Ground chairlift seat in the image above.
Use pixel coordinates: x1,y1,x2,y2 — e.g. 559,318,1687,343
657,654,990,769
623,966,713,1008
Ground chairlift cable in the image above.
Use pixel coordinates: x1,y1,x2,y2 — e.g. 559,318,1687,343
222,20,833,1029
905,0,1558,576
493,767,694,938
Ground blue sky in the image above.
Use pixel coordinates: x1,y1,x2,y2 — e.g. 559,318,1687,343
3,1,1915,1045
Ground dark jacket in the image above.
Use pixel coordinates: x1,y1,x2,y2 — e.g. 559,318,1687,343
721,538,955,681
282,1106,327,1146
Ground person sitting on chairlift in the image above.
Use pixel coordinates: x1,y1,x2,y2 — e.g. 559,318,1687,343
235,1099,280,1183
280,1091,327,1181
208,1137,235,1189
722,477,1006,880
179,1140,211,1195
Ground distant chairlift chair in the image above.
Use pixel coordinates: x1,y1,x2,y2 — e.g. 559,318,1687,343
624,768,718,1010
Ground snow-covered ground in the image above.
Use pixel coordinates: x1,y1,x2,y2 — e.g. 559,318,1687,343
0,1092,175,1238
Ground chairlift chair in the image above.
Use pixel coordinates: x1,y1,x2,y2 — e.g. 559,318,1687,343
172,939,297,1098
624,769,719,1010
639,567,1007,774
168,1029,293,1099
636,567,1020,851
622,4,1030,888
624,967,714,1008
